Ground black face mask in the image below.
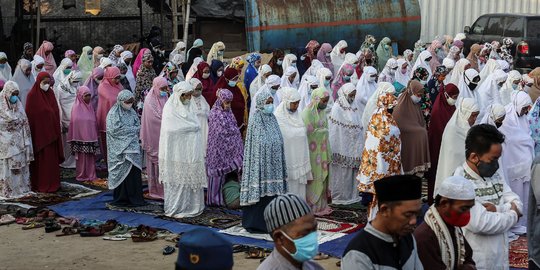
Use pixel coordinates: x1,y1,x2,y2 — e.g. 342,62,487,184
467,82,478,91
387,107,394,114
477,159,499,178
495,121,503,128
365,59,373,65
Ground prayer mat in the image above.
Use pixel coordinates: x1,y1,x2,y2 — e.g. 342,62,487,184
316,217,364,234
60,168,77,180
509,236,528,269
318,208,367,225
106,200,164,216
5,182,101,207
329,202,366,211
83,178,109,190
160,208,242,229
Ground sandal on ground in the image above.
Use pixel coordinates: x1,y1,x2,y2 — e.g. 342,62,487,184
163,245,176,255
336,260,341,267
131,230,157,242
233,244,249,253
245,247,266,259
314,253,330,260
56,227,80,237
0,214,16,225
99,220,118,233
22,222,44,230
106,224,130,236
79,226,104,237
45,221,62,233
102,235,128,241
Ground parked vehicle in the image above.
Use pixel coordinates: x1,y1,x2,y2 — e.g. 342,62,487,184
463,13,540,72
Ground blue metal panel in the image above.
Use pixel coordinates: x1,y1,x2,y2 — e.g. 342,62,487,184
245,0,421,53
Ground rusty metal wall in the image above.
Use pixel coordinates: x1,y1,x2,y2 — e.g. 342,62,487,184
245,0,421,53
419,0,540,42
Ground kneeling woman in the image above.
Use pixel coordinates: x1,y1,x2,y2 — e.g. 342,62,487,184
106,90,145,207
159,81,207,218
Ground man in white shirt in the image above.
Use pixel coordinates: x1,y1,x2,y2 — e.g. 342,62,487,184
453,124,522,270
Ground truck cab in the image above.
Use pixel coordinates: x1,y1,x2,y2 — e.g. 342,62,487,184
463,13,540,72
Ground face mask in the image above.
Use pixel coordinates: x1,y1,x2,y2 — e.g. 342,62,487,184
121,102,133,110
442,209,471,227
476,159,499,178
388,69,396,76
119,74,126,80
88,55,92,60
419,79,428,85
97,54,103,60
263,103,274,114
40,83,50,91
217,51,224,56
467,82,478,91
347,96,355,104
63,68,72,75
384,44,390,50
318,103,327,110
228,80,237,87
387,107,394,114
368,76,377,82
9,95,18,104
495,121,503,128
96,79,103,84
411,95,422,104
291,62,297,67
343,75,351,82
160,91,168,97
444,92,456,106
71,81,80,87
325,53,331,57
365,59,373,65
217,71,223,77
324,80,331,87
281,231,319,263
277,59,283,66
0,64,5,68
202,73,210,79
181,99,191,105
512,83,519,90
271,88,277,95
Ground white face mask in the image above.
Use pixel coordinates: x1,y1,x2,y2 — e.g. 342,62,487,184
181,99,191,105
367,76,377,82
202,73,210,79
40,83,50,91
217,71,223,77
411,95,422,104
121,102,133,110
444,92,456,106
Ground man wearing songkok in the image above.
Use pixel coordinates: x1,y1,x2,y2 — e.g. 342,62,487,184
342,175,424,270
175,227,233,270
414,176,477,270
258,194,324,270
453,124,522,270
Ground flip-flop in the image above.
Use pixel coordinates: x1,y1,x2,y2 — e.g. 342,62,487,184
45,222,62,233
22,222,44,230
56,227,80,237
245,247,266,259
103,236,128,241
162,246,175,255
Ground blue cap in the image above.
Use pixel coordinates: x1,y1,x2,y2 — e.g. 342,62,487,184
176,228,233,270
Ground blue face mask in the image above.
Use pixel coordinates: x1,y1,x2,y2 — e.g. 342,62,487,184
160,91,168,97
228,80,237,87
281,231,319,263
0,63,5,69
343,75,351,82
9,95,18,104
63,68,72,75
324,80,331,87
271,88,278,95
263,103,274,114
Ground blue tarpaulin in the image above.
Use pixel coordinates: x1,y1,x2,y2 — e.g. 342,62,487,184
48,192,355,257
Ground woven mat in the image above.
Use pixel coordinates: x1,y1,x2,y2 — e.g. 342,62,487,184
318,208,367,224
316,217,364,234
160,208,242,229
106,200,164,216
4,182,101,207
509,236,528,269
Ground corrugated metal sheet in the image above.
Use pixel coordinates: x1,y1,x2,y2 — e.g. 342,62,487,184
420,0,540,41
245,0,421,52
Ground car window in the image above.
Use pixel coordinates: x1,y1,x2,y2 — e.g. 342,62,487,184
472,16,489,35
528,19,540,39
505,17,524,37
485,17,504,36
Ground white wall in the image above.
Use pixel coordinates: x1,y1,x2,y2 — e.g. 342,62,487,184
420,0,540,42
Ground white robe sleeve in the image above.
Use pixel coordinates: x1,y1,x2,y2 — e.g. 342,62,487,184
465,199,518,235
